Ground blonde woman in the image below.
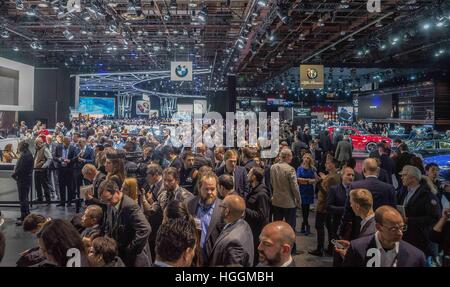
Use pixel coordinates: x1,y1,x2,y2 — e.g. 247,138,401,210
121,178,138,202
2,144,18,163
297,153,318,235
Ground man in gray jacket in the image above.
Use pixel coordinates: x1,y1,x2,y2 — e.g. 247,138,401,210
208,194,254,267
270,148,300,253
335,135,353,166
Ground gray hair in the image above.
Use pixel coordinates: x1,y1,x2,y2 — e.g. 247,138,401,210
280,148,292,160
402,165,422,182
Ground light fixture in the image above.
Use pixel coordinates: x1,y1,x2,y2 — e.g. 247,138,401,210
257,0,268,7
30,41,42,50
38,1,49,8
163,13,172,21
276,8,290,24
15,0,24,10
1,29,9,39
198,6,208,22
347,36,355,42
423,23,431,30
436,21,444,27
26,5,37,16
63,29,74,40
170,0,177,9
13,46,19,52
189,1,197,8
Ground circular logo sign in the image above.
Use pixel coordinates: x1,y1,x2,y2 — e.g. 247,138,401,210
306,68,318,80
175,65,189,78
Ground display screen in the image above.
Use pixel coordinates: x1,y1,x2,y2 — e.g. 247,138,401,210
338,106,353,121
79,97,115,115
358,93,392,119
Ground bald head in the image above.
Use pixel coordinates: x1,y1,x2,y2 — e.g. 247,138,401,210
363,158,379,176
375,205,403,226
196,143,206,154
262,221,295,248
222,194,245,223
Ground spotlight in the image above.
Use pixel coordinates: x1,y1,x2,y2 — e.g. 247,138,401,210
26,5,37,16
276,8,290,24
423,23,431,30
436,21,444,27
30,41,42,50
170,0,177,9
15,0,24,10
189,1,197,8
163,13,172,21
1,30,9,39
198,6,208,22
13,46,19,52
257,0,268,7
63,29,74,40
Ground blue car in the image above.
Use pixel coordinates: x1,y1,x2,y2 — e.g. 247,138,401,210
422,153,450,181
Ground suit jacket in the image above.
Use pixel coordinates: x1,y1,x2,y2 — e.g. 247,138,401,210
169,156,183,171
80,224,102,238
380,154,395,177
193,154,213,170
397,182,441,255
12,150,34,182
394,152,414,175
326,184,347,216
335,140,353,162
77,145,95,166
245,183,271,246
104,195,152,267
208,219,254,267
53,144,78,169
339,177,396,240
85,172,106,208
215,165,249,197
359,216,376,238
343,235,426,267
270,162,300,209
187,197,224,262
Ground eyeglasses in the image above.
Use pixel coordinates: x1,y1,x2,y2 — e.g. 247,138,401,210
381,224,407,232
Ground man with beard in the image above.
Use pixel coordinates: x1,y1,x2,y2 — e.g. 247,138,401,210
215,149,249,197
257,221,296,267
180,151,197,193
155,167,194,212
187,172,224,264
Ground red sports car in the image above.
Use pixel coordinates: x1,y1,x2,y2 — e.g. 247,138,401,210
328,126,392,153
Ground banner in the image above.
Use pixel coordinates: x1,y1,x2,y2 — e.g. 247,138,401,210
171,61,193,81
136,100,150,115
300,64,324,89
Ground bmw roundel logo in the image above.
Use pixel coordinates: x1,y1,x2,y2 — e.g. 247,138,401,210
175,64,189,78
307,68,318,80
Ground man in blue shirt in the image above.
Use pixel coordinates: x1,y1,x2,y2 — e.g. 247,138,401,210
187,172,224,264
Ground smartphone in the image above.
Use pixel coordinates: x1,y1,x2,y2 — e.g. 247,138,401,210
331,239,345,249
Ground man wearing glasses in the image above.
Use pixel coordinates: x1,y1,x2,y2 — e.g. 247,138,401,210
342,205,425,267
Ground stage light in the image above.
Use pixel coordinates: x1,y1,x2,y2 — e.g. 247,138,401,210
198,6,208,22
436,21,444,27
163,13,171,21
170,0,177,9
26,5,37,16
1,30,9,39
277,8,289,24
423,23,431,30
63,29,74,40
30,41,41,50
380,44,386,50
16,0,24,10
38,1,49,8
257,0,267,7
13,46,19,52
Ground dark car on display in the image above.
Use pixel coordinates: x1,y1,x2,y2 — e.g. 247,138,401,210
328,126,392,153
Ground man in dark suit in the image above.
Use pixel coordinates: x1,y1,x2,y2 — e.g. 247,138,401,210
153,218,197,267
163,146,183,171
257,221,296,267
342,206,426,267
378,144,395,181
291,133,308,158
73,138,94,201
216,149,249,197
208,194,254,267
338,158,397,240
327,166,355,243
319,130,333,153
397,165,441,257
12,141,34,225
53,137,78,207
186,172,224,264
394,143,414,187
193,143,213,170
245,167,271,266
81,164,106,208
333,188,376,266
100,179,152,267
80,204,103,239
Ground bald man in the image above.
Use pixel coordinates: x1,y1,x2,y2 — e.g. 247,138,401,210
208,194,254,267
338,158,396,240
343,206,425,267
257,221,296,267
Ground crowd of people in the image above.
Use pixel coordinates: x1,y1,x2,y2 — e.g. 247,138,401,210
0,117,449,267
